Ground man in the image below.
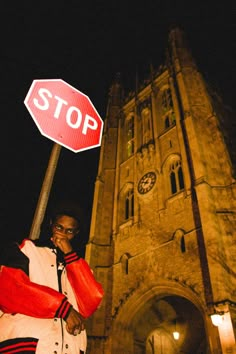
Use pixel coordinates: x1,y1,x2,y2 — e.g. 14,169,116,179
0,201,104,354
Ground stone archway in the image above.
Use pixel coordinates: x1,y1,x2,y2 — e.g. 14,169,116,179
110,283,210,354
137,296,208,354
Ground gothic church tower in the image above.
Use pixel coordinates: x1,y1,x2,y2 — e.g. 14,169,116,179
85,27,236,354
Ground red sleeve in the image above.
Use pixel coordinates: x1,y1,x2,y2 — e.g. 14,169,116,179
64,252,104,318
0,265,72,320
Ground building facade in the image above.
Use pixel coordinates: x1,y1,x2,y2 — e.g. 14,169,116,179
85,27,236,353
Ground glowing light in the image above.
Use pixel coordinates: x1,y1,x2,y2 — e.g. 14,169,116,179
173,331,180,340
211,313,223,326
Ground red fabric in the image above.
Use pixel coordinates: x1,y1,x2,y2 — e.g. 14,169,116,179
0,338,38,353
0,266,66,318
66,258,104,318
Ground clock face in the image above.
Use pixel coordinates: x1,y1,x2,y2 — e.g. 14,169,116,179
138,172,156,194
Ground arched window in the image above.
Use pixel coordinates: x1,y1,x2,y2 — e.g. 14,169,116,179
174,229,186,253
180,235,186,253
121,254,130,275
170,171,177,194
165,116,170,129
119,183,134,225
126,116,134,158
142,108,152,145
161,88,176,130
162,88,173,110
169,160,184,195
125,189,134,220
178,166,184,190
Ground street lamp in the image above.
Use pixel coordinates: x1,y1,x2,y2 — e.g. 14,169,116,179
173,330,180,340
173,319,180,340
211,312,224,327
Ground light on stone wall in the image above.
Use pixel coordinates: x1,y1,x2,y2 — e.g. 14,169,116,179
211,312,223,327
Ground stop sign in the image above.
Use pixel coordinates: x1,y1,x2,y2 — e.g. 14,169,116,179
24,79,103,153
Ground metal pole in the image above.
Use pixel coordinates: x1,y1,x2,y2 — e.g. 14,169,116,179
29,143,62,240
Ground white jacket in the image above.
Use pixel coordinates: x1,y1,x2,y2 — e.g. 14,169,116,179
0,240,87,354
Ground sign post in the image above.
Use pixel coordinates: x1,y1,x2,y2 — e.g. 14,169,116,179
29,143,61,240
24,79,103,239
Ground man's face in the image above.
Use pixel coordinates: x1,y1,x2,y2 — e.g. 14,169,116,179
52,215,79,241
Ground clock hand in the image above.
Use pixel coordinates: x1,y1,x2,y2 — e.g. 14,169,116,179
143,179,150,185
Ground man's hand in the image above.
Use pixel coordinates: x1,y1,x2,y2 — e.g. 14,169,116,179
65,308,85,335
51,232,73,254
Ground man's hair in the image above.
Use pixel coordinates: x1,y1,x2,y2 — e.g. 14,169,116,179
50,199,84,225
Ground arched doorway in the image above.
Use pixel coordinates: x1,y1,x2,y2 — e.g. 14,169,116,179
140,296,208,353
111,291,209,354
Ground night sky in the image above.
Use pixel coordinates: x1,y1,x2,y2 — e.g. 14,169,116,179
1,2,235,246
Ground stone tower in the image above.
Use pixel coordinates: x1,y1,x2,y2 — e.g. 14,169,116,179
85,27,236,353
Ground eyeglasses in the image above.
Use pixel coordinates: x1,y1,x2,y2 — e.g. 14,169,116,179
52,223,79,235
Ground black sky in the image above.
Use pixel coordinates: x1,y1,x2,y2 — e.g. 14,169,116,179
1,2,236,244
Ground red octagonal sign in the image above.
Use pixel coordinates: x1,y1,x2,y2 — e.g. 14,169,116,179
24,79,104,153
